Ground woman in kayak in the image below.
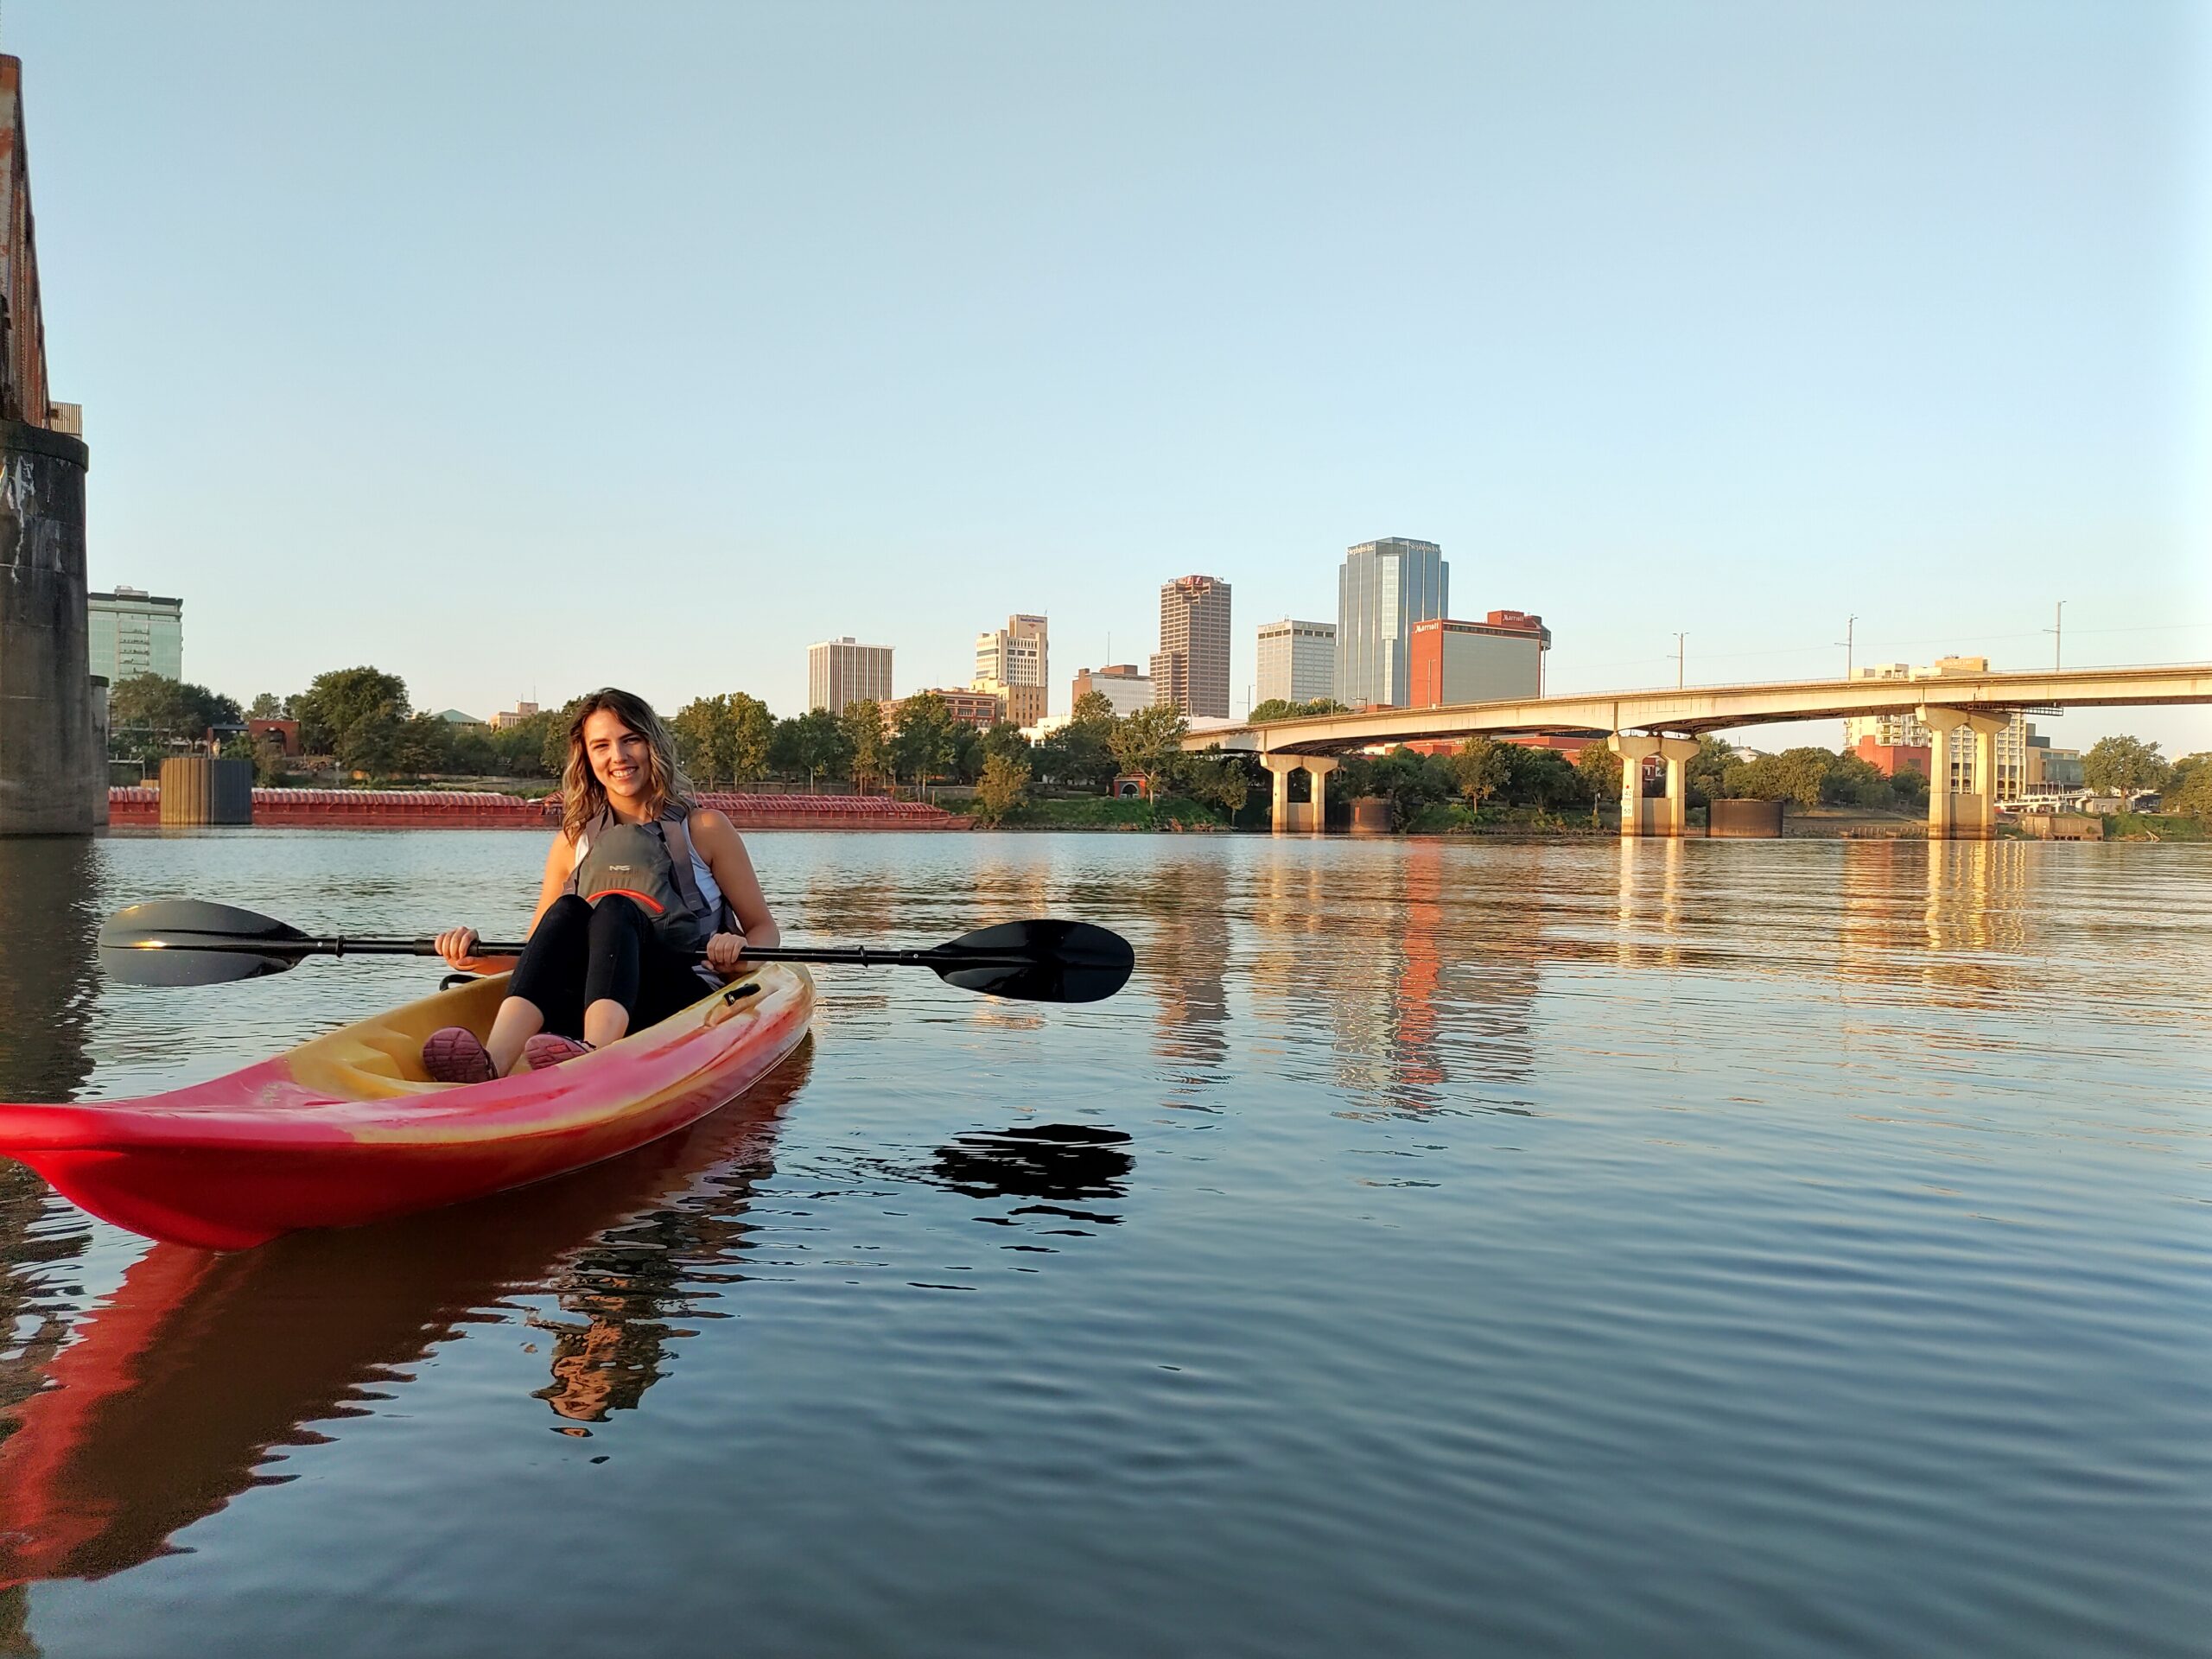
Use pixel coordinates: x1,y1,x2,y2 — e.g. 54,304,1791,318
421,687,780,1081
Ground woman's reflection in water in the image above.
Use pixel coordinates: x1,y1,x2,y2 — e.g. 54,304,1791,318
0,1042,813,1593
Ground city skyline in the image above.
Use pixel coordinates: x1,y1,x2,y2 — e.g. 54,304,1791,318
7,5,2203,754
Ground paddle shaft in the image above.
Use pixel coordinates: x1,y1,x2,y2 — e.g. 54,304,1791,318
171,937,1031,970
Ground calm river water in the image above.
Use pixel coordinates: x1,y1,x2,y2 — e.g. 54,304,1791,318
0,830,2205,1657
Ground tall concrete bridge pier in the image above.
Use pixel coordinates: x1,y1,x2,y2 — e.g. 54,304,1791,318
0,56,99,836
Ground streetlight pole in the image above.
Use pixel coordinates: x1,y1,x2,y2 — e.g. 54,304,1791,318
2046,601,2064,671
1674,632,1687,690
1837,614,1857,680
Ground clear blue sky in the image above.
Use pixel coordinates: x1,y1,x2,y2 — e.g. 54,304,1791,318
12,1,2209,752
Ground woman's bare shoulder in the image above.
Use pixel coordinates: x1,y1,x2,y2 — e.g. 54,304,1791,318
687,805,738,842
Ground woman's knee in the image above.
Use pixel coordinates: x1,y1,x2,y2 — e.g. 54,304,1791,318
587,894,652,937
539,893,594,930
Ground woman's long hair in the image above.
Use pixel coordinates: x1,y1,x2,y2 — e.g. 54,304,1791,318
560,688,694,843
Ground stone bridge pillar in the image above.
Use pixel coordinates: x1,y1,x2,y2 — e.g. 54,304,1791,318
0,421,94,835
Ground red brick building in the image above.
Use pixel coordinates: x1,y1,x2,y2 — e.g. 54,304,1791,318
249,718,300,757
1851,735,1929,778
918,688,1005,731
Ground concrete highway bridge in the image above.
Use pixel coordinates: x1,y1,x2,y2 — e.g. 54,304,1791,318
1183,663,2212,839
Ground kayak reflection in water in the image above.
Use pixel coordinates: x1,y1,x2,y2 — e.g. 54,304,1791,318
0,1046,808,1592
425,688,781,1081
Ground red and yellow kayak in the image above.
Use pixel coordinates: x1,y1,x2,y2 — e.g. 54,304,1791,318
0,964,813,1250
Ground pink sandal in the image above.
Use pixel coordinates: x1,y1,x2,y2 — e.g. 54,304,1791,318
423,1027,498,1084
522,1034,594,1071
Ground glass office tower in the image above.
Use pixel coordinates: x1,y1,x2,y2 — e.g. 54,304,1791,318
1334,537,1447,708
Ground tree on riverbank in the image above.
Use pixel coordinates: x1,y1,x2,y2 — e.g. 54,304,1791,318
107,674,243,762
1717,745,1925,812
2083,735,2169,798
2167,753,2212,817
891,692,961,786
840,699,890,791
292,667,408,756
1108,705,1190,796
975,752,1032,825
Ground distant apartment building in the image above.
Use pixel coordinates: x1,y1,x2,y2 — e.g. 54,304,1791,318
1407,612,1550,707
1842,658,2028,796
1255,619,1337,706
1335,537,1447,708
1151,575,1232,718
974,613,1049,728
1071,664,1154,718
87,586,182,684
488,700,540,731
810,637,894,715
921,687,1006,731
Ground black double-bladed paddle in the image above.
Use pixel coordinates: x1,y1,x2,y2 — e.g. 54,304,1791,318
98,900,1135,1005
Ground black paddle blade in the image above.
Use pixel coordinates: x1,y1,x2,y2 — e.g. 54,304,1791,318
99,900,315,986
929,919,1135,1004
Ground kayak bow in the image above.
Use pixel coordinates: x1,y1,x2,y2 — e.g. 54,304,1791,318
0,966,812,1249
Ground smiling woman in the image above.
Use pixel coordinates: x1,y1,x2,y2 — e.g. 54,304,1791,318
422,688,783,1082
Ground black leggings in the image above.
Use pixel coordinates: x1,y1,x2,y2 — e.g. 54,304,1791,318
506,893,710,1039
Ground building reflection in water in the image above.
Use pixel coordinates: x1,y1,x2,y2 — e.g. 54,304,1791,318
1242,842,1547,1118
0,1044,812,1592
1140,860,1230,1109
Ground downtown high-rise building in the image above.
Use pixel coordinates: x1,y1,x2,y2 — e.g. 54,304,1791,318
87,585,183,684
808,637,893,715
1335,537,1448,709
1255,618,1337,706
1151,575,1232,718
974,613,1049,728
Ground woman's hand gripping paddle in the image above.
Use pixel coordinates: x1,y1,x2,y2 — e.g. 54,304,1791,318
97,901,1135,1005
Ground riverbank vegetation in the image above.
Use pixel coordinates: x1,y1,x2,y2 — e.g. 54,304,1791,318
107,669,2211,834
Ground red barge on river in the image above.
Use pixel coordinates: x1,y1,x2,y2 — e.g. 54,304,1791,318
106,787,971,831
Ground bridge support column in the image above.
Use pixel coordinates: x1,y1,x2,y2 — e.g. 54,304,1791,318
1919,706,2010,840
1659,736,1699,836
0,423,97,836
1306,758,1339,833
1261,754,1300,833
1609,734,1662,836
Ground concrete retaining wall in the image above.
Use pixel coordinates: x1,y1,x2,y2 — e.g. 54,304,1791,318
1707,798,1785,838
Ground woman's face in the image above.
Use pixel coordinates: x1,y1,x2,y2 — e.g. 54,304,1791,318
582,709,653,804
